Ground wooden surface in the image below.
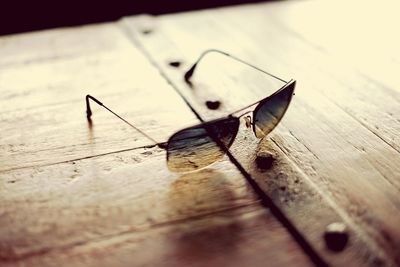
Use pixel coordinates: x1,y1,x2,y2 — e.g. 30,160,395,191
1,1,399,266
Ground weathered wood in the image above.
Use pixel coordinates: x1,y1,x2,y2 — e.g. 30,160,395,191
121,1,400,265
0,20,313,267
0,132,311,267
0,24,199,172
1,204,312,267
2,1,399,266
0,148,250,259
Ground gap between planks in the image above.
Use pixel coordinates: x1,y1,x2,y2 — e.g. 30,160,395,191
0,21,313,267
119,9,399,267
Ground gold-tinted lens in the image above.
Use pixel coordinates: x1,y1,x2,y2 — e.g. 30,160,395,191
254,81,295,138
167,117,239,172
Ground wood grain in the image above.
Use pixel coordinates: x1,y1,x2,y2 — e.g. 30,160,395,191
1,1,399,266
0,24,199,172
121,1,400,265
1,205,311,267
0,19,313,267
0,126,312,267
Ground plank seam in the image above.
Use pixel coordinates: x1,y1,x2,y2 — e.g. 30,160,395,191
0,144,159,173
117,18,332,267
0,201,260,262
270,137,393,267
323,95,400,193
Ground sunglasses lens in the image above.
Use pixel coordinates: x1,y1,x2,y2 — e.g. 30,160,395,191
167,117,239,172
254,81,295,138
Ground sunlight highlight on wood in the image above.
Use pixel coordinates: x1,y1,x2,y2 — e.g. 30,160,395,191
1,1,399,267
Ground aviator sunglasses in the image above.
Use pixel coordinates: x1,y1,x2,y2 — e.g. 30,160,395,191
86,49,296,172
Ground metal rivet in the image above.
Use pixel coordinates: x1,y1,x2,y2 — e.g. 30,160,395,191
168,61,182,68
256,151,274,170
324,222,349,252
205,100,221,110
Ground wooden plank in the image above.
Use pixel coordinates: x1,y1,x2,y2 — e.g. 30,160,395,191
0,135,312,267
0,88,196,171
0,148,249,260
0,21,313,267
121,2,400,265
0,24,200,171
0,204,312,267
266,0,400,93
0,23,131,69
232,1,400,158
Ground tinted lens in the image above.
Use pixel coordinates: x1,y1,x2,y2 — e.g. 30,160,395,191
253,81,295,138
167,117,239,172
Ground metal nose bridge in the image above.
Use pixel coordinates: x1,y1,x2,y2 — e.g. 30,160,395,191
244,115,252,128
237,110,253,118
236,110,254,129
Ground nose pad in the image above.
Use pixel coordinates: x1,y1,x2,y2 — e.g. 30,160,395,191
244,115,252,129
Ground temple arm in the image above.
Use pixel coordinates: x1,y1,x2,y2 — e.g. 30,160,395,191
85,95,162,146
184,49,287,86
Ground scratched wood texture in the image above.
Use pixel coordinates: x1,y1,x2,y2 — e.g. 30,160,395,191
0,0,399,267
121,1,400,266
0,17,312,267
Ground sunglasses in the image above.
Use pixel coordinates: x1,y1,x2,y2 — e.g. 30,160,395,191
86,49,296,172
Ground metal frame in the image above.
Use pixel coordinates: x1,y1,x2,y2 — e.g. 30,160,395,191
85,49,296,151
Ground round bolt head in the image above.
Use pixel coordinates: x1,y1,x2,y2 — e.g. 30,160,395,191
324,222,349,252
255,151,274,170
